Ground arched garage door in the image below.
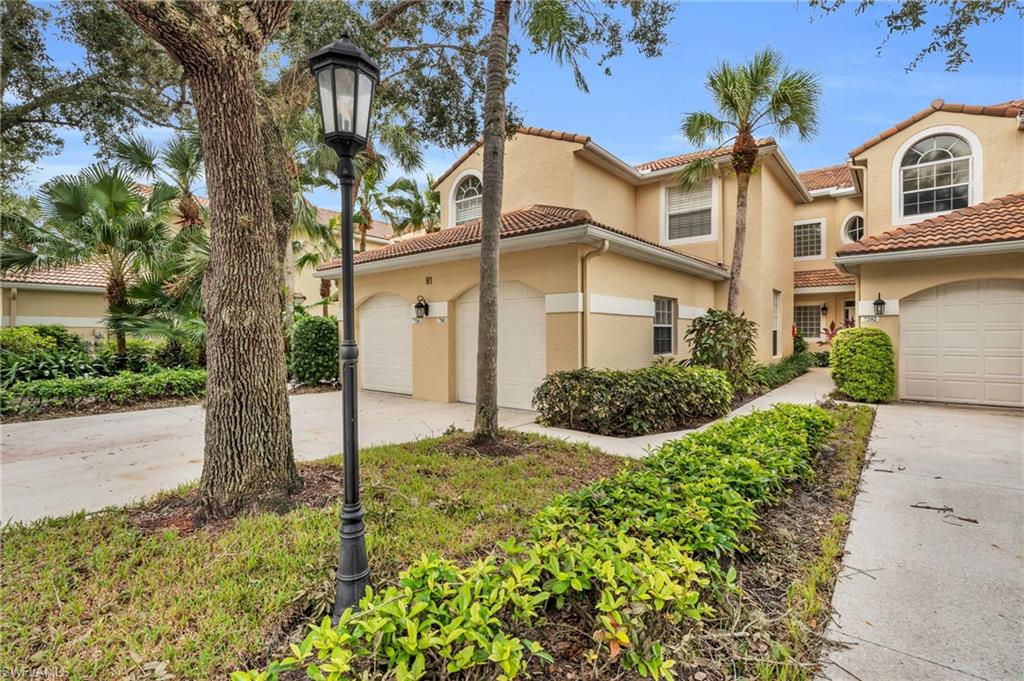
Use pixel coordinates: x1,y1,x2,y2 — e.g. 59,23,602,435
359,294,412,394
900,279,1023,407
457,282,546,410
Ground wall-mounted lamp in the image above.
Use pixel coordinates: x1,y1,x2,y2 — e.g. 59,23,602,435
820,303,828,316
873,293,886,316
414,295,430,319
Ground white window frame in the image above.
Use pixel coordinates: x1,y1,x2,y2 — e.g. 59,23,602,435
842,299,856,326
890,125,984,226
772,290,781,357
447,168,483,228
794,304,824,341
659,176,720,245
840,210,865,245
653,296,676,355
793,218,827,261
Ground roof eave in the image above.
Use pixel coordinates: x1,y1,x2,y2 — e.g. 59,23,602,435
834,239,1024,269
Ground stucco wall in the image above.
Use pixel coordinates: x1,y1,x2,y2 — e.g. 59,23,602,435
572,155,637,231
793,194,863,268
1,287,109,342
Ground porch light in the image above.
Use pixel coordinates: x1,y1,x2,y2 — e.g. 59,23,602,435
414,296,430,319
873,293,886,316
820,303,828,316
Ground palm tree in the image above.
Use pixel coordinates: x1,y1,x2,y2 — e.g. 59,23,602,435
294,213,341,317
677,49,821,312
386,174,441,234
112,132,207,229
0,164,172,360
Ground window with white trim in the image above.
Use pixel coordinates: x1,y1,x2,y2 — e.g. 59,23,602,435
842,300,856,326
794,221,823,258
842,215,864,242
653,297,675,354
665,182,712,240
454,175,483,225
900,134,971,217
794,305,821,339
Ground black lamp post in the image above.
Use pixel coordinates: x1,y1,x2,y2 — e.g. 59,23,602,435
308,35,379,615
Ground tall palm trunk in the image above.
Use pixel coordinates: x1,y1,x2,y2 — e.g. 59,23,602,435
727,132,758,313
320,278,331,317
473,0,511,444
106,274,129,361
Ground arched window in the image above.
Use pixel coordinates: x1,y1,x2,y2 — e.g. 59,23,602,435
899,134,971,218
454,175,483,225
842,214,864,243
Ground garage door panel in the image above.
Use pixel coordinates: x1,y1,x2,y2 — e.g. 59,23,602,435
985,382,1024,404
940,354,980,375
902,353,939,373
903,378,938,399
902,329,939,349
360,294,413,394
985,355,1023,378
902,303,938,324
984,328,1023,351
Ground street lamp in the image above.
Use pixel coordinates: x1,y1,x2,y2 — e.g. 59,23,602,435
309,35,379,616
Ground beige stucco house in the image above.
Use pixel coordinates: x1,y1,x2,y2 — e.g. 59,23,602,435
316,99,1023,410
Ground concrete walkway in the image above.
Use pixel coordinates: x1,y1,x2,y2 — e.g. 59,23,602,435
519,367,836,457
820,403,1024,681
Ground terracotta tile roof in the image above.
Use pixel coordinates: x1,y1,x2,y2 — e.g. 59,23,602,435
1,262,108,289
314,206,394,240
836,192,1024,256
634,138,776,173
849,98,1024,157
432,127,592,188
794,268,856,289
315,204,725,274
799,164,854,192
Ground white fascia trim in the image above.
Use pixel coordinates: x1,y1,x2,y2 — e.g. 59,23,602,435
795,285,856,295
591,294,655,317
2,315,105,327
0,282,106,293
586,225,729,280
808,186,859,199
678,304,707,319
834,239,1024,266
857,299,900,316
578,142,642,183
769,148,815,203
545,292,583,313
890,124,984,226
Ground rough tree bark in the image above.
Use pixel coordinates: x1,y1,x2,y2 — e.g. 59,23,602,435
258,103,298,331
727,131,758,314
114,0,300,516
473,0,511,444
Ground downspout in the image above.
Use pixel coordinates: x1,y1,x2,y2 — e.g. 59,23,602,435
581,239,609,367
846,160,868,327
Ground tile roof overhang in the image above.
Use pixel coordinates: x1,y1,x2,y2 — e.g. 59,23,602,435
794,268,856,292
798,164,857,197
314,205,729,281
849,98,1024,158
1,262,108,291
834,192,1024,269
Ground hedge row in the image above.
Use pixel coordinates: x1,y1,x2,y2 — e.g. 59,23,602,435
1,368,207,416
532,366,733,436
831,328,895,403
241,404,836,681
757,351,817,390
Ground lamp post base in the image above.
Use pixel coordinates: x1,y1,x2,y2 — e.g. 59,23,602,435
333,501,369,618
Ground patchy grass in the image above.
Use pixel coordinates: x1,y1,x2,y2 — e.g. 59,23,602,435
0,431,624,680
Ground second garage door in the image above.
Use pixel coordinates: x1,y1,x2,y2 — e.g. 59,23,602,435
457,282,547,410
359,293,413,394
900,279,1023,407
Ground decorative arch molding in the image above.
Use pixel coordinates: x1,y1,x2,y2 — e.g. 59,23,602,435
900,276,1024,304
890,124,984,226
447,168,483,228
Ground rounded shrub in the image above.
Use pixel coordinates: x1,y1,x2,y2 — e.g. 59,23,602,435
0,327,56,357
831,327,895,403
290,315,339,384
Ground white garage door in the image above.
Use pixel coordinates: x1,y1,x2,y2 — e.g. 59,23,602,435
457,282,547,410
359,294,412,394
900,279,1023,407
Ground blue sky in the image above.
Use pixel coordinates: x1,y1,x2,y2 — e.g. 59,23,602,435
27,1,1024,212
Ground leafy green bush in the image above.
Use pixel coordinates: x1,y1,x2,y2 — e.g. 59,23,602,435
533,365,733,436
97,338,159,372
243,404,837,681
0,327,56,357
793,333,808,354
0,347,111,388
290,315,338,384
831,327,895,403
684,309,761,395
756,352,816,390
2,368,206,416
29,324,85,353
153,338,204,369
812,350,830,367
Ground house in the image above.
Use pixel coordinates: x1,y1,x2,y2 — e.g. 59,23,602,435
315,100,1023,410
0,204,393,344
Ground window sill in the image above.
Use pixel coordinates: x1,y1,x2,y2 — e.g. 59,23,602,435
661,233,717,246
794,253,826,262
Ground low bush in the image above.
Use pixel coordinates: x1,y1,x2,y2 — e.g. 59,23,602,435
244,404,837,681
2,368,206,416
0,347,110,388
97,338,160,372
533,365,733,436
831,327,895,403
684,309,761,395
153,338,204,369
757,352,816,390
30,324,86,353
290,315,339,384
793,333,808,354
812,350,830,367
0,327,56,357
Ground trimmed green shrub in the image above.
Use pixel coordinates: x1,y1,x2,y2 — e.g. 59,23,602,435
793,333,808,354
2,368,206,416
812,350,830,367
244,404,837,681
0,327,56,357
153,338,204,369
290,315,339,384
684,309,761,395
757,351,816,390
0,347,110,388
831,327,895,402
30,324,86,352
533,365,733,436
97,338,159,372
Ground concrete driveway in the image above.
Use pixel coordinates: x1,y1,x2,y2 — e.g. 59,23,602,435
1,391,535,523
820,403,1023,681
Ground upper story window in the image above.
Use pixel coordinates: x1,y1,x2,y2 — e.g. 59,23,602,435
666,183,712,241
842,213,864,243
454,175,483,225
793,219,825,259
900,134,971,218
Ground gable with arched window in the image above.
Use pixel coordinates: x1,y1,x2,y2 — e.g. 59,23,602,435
453,174,483,225
899,133,973,218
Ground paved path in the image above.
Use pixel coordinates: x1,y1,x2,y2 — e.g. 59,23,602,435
520,367,836,457
819,403,1024,681
1,392,534,523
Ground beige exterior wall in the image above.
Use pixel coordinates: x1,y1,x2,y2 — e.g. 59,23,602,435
572,155,637,231
1,287,109,342
293,237,389,316
793,194,864,268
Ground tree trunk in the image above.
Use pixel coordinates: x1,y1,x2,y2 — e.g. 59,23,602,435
106,274,128,362
727,170,750,313
320,278,331,317
259,102,297,333
473,0,511,444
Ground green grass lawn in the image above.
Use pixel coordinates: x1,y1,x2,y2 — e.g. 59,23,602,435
0,432,624,679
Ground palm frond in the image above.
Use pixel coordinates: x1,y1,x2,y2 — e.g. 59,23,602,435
674,156,717,192
681,111,732,147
